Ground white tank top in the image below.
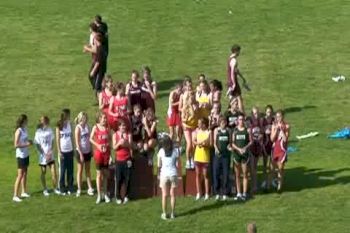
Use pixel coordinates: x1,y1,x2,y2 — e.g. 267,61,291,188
16,128,29,158
77,124,91,154
59,123,73,153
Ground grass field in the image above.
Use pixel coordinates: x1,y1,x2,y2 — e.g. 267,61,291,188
0,0,350,232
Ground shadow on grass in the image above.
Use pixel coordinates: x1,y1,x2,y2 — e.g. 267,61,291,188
158,79,182,91
284,167,350,192
283,105,317,114
177,200,241,217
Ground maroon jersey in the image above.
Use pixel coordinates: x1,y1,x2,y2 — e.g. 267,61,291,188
227,56,238,87
128,81,142,108
263,116,275,155
249,116,263,141
141,80,156,112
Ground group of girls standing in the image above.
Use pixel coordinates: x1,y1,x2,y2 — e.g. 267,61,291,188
166,73,290,201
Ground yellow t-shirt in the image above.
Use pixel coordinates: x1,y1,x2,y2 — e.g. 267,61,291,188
196,92,211,118
194,130,210,163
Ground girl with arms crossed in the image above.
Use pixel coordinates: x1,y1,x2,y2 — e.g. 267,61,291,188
166,83,182,143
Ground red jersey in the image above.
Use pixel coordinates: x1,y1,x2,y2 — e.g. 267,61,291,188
114,131,131,161
93,125,110,165
112,96,128,118
101,90,112,112
249,116,263,141
272,121,288,163
170,91,180,113
227,56,238,87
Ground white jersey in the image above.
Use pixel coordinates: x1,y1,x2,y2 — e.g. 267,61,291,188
76,124,91,154
158,148,179,178
89,33,95,47
59,123,73,153
15,127,29,159
34,127,54,165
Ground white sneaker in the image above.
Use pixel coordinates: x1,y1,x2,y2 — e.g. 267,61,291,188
96,195,101,204
116,199,122,205
234,193,242,201
43,190,50,197
185,160,191,169
21,192,30,198
87,188,94,196
76,190,81,197
67,191,71,196
12,196,22,202
190,159,195,169
222,195,227,201
170,213,175,219
215,195,220,201
332,76,340,82
104,195,111,203
54,189,61,195
123,197,129,204
242,193,247,201
204,194,209,201
195,193,201,201
161,213,167,220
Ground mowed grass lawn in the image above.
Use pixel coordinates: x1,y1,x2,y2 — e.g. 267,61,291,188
0,0,350,232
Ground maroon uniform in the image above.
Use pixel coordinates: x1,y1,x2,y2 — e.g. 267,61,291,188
227,56,241,97
141,80,156,112
128,81,142,108
249,116,264,157
272,121,288,163
263,116,274,156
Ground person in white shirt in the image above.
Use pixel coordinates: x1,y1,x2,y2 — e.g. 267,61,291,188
74,112,94,197
34,116,60,196
13,114,33,202
157,135,179,220
56,109,74,195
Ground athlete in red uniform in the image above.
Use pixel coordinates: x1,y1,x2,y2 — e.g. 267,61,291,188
270,110,290,192
126,70,142,109
89,111,111,204
113,120,133,204
261,105,274,189
140,66,157,112
109,82,131,132
248,107,264,194
227,44,244,112
98,75,114,126
167,83,182,143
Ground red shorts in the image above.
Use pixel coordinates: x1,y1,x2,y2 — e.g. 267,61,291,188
94,150,110,167
167,111,181,127
271,151,287,163
195,161,209,170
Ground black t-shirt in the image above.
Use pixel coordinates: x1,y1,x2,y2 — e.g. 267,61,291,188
97,22,109,55
93,45,107,73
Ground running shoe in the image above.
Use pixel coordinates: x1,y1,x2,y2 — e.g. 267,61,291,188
12,196,22,202
161,213,167,220
222,195,227,201
204,194,209,201
215,195,220,201
195,193,201,201
116,199,122,205
170,213,176,219
43,190,50,197
76,190,81,197
104,195,111,203
185,160,191,169
234,193,242,201
87,188,94,196
96,195,101,204
54,189,61,195
20,192,30,198
123,197,129,204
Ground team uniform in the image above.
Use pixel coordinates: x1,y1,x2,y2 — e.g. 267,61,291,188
144,120,158,142
141,80,156,112
114,132,132,200
194,130,211,168
16,127,30,168
213,128,231,195
263,116,274,156
58,123,74,193
128,82,142,109
76,124,92,161
225,110,240,130
181,99,198,131
158,148,179,189
227,56,241,97
196,92,211,118
232,127,250,164
101,90,113,126
34,127,55,166
167,91,181,127
249,116,264,157
93,125,110,169
272,122,288,163
110,96,130,131
131,115,143,143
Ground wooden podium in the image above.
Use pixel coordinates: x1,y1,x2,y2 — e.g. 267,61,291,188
185,167,212,196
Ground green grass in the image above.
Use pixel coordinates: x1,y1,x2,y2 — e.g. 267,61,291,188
1,0,350,232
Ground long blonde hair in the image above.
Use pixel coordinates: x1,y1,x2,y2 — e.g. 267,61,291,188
74,112,88,125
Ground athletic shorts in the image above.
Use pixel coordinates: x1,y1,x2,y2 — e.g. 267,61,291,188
17,157,29,169
228,84,242,97
195,161,209,170
233,153,250,165
251,141,264,157
39,160,55,167
271,152,287,164
159,175,178,189
94,151,110,168
167,112,181,127
95,163,109,170
76,151,92,162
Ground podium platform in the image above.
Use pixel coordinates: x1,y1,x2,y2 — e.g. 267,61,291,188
185,168,212,196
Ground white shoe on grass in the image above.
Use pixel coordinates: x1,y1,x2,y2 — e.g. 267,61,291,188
76,190,81,197
104,195,111,203
54,189,61,195
195,193,201,201
21,192,30,198
204,194,209,201
215,195,220,201
222,195,227,201
170,213,176,219
43,190,50,197
96,195,101,204
12,196,22,202
116,199,122,205
123,197,129,204
234,193,242,201
185,160,191,169
161,213,167,220
87,188,94,196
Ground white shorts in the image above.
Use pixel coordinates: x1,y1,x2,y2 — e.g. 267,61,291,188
159,176,178,189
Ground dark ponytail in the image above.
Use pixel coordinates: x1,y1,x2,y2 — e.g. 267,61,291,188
15,114,28,129
57,109,70,130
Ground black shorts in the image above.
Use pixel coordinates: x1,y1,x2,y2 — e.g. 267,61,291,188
39,160,55,167
76,151,92,162
17,157,29,169
95,163,109,170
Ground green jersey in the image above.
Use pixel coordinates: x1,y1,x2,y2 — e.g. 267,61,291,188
233,127,250,156
216,128,231,157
